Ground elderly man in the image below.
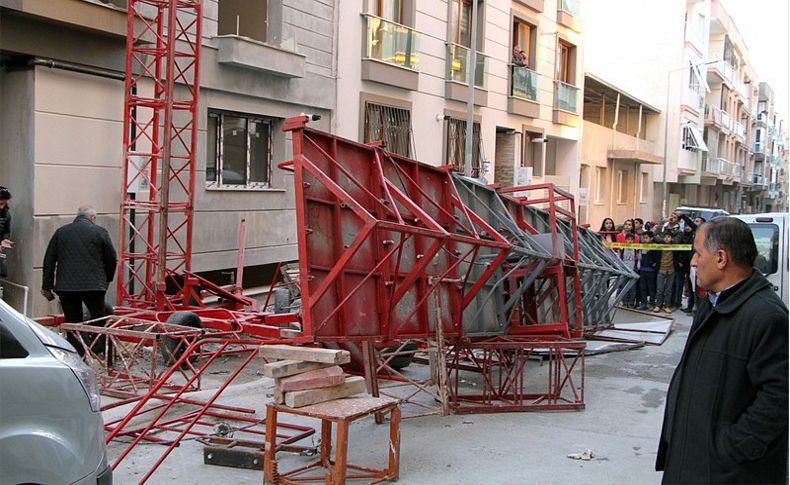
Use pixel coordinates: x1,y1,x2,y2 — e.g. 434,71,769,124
656,217,788,484
42,206,117,358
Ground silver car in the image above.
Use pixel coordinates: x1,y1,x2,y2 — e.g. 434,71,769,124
0,299,112,484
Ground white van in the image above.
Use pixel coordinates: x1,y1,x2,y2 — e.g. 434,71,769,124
734,213,788,306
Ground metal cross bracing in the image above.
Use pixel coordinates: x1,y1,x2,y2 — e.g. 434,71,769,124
281,116,517,343
575,227,639,332
446,336,586,413
117,0,202,310
498,184,584,338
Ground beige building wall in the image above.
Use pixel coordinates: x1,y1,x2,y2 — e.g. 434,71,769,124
0,0,338,316
335,0,583,197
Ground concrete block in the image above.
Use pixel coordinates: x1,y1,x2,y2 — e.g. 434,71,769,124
275,366,345,392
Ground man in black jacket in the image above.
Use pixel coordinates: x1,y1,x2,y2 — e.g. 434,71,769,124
42,206,117,357
656,217,788,484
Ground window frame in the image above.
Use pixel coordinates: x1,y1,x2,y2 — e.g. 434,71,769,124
363,101,414,157
445,117,483,176
616,169,627,204
594,166,606,204
206,110,275,190
217,0,269,43
449,0,473,47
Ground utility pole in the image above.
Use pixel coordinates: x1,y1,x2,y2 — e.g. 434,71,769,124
463,0,479,178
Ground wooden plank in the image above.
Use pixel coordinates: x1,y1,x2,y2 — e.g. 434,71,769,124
276,366,345,392
284,376,367,408
261,359,334,379
259,345,351,364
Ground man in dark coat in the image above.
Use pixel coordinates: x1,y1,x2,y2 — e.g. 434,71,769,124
656,217,788,484
42,206,117,357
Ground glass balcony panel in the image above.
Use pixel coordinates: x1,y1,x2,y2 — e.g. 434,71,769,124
559,0,581,16
447,43,487,89
511,66,539,102
554,80,578,113
366,16,421,70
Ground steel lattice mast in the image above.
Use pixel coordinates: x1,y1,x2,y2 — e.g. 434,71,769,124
117,0,202,309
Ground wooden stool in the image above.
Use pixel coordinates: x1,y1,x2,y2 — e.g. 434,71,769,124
264,396,401,485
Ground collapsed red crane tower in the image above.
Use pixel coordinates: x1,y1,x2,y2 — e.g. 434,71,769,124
117,0,202,310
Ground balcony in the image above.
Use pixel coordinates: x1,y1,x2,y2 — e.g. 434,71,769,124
445,44,489,106
754,111,768,127
553,80,579,126
446,43,487,88
362,15,420,90
508,66,540,118
733,120,746,141
706,57,734,86
704,105,731,133
557,0,583,31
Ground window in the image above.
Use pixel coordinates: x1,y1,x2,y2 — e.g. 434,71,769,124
682,125,708,152
556,40,573,84
446,118,482,176
616,169,626,204
639,172,649,203
218,0,268,42
512,20,535,69
206,111,273,188
523,132,543,176
364,103,413,157
372,0,403,21
449,0,472,47
594,167,606,204
749,224,779,275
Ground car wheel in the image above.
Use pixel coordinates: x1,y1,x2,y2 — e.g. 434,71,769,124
160,311,203,366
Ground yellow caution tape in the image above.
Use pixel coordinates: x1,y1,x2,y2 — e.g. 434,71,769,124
604,242,692,251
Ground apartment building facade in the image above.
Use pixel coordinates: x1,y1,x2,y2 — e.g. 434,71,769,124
333,0,583,203
0,0,336,315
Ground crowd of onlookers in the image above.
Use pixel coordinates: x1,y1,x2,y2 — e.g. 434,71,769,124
598,212,706,314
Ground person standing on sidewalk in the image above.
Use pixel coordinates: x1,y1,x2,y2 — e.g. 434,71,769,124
653,231,675,313
637,230,658,310
656,217,788,484
41,206,117,358
0,187,13,279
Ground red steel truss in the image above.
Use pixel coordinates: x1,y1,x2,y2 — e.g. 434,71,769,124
282,116,513,343
117,0,202,310
499,184,585,338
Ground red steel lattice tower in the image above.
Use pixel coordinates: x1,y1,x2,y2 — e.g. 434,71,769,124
117,0,202,309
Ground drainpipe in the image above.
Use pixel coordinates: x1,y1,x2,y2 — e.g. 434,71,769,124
27,58,125,80
609,93,620,217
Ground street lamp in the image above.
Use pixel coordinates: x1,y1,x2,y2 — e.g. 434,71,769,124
661,59,717,218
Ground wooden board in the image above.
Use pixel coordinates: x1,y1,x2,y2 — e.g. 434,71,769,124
260,345,351,365
284,376,367,408
261,359,334,379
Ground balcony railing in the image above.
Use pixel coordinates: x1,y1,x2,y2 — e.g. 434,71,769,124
511,65,539,102
559,0,581,16
554,80,579,113
733,120,746,139
447,43,488,88
365,16,420,70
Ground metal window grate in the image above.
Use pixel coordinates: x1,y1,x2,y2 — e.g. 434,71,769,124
446,118,483,176
364,102,413,157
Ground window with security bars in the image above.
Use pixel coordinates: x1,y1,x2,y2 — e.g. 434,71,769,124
206,111,273,188
445,118,482,176
363,103,413,157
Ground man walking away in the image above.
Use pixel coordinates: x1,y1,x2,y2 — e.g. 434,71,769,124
42,206,117,360
656,217,788,484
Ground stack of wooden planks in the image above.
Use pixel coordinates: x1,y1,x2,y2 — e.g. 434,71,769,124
260,345,367,408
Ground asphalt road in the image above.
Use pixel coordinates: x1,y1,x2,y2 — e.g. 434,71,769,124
107,309,691,484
